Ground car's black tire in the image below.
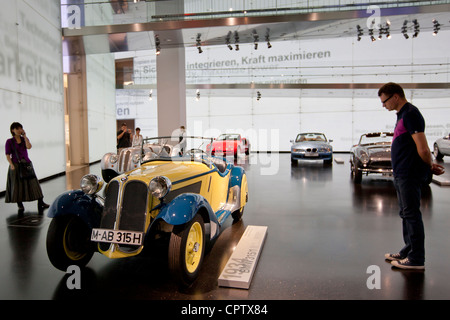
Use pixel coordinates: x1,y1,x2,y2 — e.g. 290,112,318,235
46,215,95,271
434,144,444,160
168,214,205,286
351,163,362,184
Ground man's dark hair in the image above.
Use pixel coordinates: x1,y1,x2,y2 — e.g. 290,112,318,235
378,82,405,98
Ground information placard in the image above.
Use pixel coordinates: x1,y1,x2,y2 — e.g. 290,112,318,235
218,225,268,289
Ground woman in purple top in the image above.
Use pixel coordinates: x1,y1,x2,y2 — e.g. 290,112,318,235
5,122,49,213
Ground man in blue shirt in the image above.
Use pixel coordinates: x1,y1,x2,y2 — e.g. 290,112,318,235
379,82,444,270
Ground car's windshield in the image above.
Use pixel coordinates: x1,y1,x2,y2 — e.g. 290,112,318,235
295,133,327,142
216,134,240,141
359,133,393,145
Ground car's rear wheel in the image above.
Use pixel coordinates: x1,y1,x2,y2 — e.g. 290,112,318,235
168,214,205,286
46,215,95,271
232,173,248,222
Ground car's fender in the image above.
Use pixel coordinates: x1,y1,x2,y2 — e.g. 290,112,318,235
47,190,102,229
155,193,220,238
229,165,246,189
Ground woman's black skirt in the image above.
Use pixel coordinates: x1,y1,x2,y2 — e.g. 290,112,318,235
5,163,43,203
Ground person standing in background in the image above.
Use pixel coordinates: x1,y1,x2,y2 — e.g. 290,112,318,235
117,123,131,152
132,127,143,147
5,122,50,214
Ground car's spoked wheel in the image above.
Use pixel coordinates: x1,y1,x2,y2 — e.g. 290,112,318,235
46,215,95,271
168,214,205,286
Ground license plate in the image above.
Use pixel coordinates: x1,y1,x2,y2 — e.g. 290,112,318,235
91,228,143,246
305,152,319,157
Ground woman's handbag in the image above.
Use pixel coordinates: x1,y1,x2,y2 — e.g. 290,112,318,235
12,138,36,179
18,160,36,179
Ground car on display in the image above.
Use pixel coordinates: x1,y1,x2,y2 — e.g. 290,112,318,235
206,133,250,158
433,133,450,160
350,132,393,184
46,136,249,286
101,141,174,182
290,132,333,165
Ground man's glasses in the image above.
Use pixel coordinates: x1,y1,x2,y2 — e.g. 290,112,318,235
382,95,394,104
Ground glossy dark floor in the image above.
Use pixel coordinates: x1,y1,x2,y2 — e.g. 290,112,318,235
1,154,450,300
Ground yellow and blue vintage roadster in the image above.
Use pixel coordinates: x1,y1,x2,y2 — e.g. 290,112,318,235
46,136,248,286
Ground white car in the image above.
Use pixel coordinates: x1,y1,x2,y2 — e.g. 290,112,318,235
433,134,450,160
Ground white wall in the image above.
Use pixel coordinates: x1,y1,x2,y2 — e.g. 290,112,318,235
0,0,64,193
86,54,117,162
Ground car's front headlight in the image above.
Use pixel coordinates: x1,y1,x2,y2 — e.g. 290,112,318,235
110,154,118,164
132,154,140,163
360,152,370,165
80,174,104,195
149,176,172,199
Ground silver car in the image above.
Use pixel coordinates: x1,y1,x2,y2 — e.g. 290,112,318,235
350,132,393,183
433,133,450,160
290,132,333,165
101,138,174,182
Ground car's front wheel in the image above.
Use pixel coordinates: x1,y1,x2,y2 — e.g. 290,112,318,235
434,144,444,160
168,214,205,286
351,162,362,184
46,215,95,271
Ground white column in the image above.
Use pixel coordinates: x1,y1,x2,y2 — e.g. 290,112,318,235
156,37,187,136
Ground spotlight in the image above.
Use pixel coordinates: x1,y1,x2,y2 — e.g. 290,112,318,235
368,28,376,42
226,31,233,50
433,19,440,36
265,28,272,48
356,25,363,41
412,19,420,38
402,20,409,39
196,33,203,53
234,31,239,50
149,90,153,100
195,89,200,101
252,30,259,50
155,35,161,55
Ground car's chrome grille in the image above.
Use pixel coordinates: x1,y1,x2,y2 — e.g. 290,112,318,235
99,180,120,251
118,181,148,252
118,181,147,232
119,150,131,172
98,180,148,252
370,160,392,169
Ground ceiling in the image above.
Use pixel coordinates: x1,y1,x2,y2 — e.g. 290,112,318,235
63,4,450,56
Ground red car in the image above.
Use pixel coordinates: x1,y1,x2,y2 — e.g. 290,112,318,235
207,134,250,158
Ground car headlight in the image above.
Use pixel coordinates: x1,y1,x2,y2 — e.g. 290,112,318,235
80,174,104,195
132,154,140,163
110,154,118,164
149,176,172,199
360,153,370,164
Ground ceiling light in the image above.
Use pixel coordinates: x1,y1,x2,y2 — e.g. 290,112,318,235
356,25,363,41
196,33,203,54
265,28,272,48
155,35,161,55
234,31,239,50
253,30,259,50
433,19,440,36
226,31,233,50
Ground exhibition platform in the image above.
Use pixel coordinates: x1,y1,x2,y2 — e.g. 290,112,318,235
1,153,450,300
